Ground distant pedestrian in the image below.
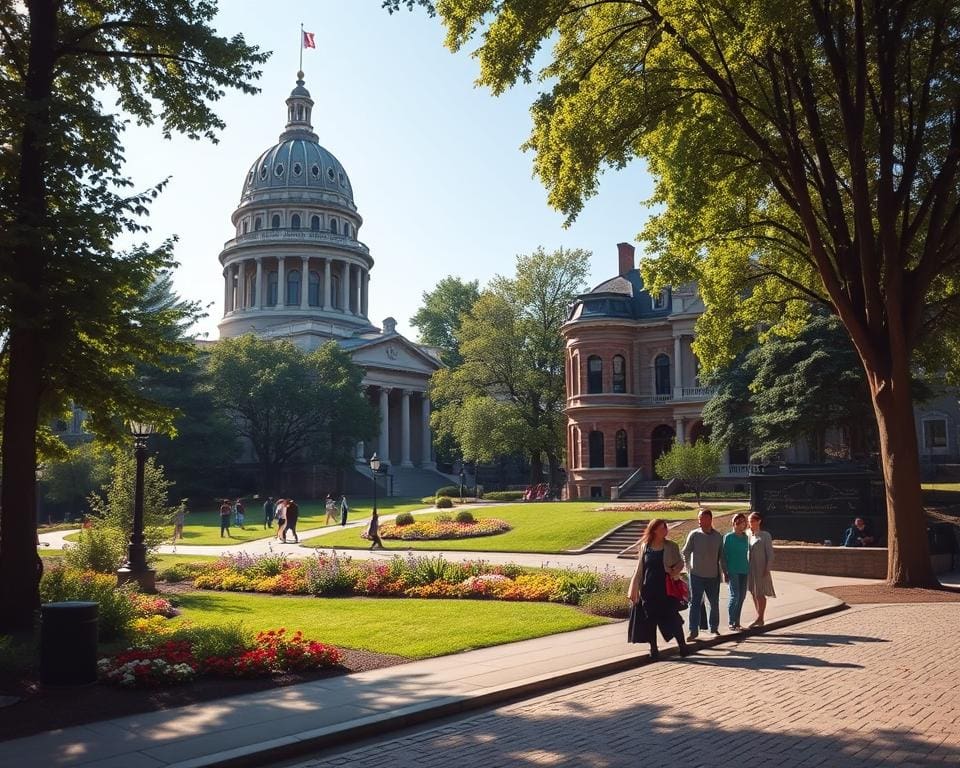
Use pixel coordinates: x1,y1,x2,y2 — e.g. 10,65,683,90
234,498,245,529
274,499,287,540
681,508,726,640
364,508,384,549
172,500,188,542
627,518,689,660
842,517,876,547
339,495,349,526
263,496,275,529
324,494,337,526
219,499,232,538
283,500,300,543
723,513,750,630
747,511,776,628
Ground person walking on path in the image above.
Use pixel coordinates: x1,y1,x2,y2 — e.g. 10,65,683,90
274,499,288,541
263,496,275,529
282,499,300,543
723,513,750,630
219,499,232,538
364,508,385,550
234,498,246,529
627,518,689,660
747,511,776,627
172,500,188,542
339,495,349,526
681,508,726,640
324,495,337,526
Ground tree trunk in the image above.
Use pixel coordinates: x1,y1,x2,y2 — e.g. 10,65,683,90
869,362,936,587
528,451,543,486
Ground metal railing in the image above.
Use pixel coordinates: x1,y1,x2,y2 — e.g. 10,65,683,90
223,228,370,256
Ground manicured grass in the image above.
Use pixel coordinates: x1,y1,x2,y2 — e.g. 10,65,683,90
305,501,699,553
923,483,960,492
172,590,606,659
63,498,431,547
37,550,219,570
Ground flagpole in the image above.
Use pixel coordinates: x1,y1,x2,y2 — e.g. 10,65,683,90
299,22,303,72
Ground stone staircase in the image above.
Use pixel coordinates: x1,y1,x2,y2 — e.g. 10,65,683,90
387,466,463,499
586,520,648,556
618,480,666,501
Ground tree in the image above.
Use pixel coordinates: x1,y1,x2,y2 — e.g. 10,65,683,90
206,337,378,491
0,3,266,631
40,442,111,521
388,0,960,586
410,276,481,367
655,440,724,505
431,247,588,484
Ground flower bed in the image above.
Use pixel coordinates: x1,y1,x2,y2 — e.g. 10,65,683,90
379,518,511,540
595,501,698,512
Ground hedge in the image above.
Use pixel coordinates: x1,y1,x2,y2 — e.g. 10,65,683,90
481,491,525,502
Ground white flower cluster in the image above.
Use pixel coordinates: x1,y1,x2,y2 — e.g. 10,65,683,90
97,657,196,687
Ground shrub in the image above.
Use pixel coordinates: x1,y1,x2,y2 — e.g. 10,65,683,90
434,485,460,497
579,591,631,618
62,526,126,573
0,635,34,680
434,512,453,523
420,496,435,504
171,622,253,661
39,567,137,641
551,570,602,604
395,511,415,526
435,496,453,509
157,561,206,583
454,509,475,524
481,491,524,502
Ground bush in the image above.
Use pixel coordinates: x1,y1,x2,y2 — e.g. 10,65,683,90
171,622,253,661
579,591,631,618
481,491,524,502
435,496,453,509
157,561,207,583
454,509,475,524
39,567,137,641
434,512,453,523
63,526,127,573
420,496,435,504
434,485,461,498
395,512,415,526
0,635,34,680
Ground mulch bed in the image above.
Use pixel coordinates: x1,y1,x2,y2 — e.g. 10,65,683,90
0,647,406,742
818,583,960,605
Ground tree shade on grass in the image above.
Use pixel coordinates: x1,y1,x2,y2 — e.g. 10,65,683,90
172,591,607,659
306,502,699,553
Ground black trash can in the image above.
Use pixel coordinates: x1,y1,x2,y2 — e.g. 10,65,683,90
40,601,99,686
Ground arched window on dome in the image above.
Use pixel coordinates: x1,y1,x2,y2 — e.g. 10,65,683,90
286,270,301,306
291,214,301,230
612,355,626,393
587,355,603,394
254,218,262,231
241,221,248,235
267,271,278,307
271,214,281,229
654,354,671,396
329,219,338,235
311,215,321,232
308,271,321,306
343,222,351,238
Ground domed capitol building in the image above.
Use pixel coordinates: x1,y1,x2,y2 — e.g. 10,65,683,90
216,72,450,496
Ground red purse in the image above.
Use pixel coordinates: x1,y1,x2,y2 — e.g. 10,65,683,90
665,574,690,603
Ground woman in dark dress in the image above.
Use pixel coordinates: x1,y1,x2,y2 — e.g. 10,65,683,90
627,518,689,660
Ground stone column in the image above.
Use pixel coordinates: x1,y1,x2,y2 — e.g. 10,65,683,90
420,395,435,469
340,261,349,312
255,258,264,309
675,416,686,444
673,335,683,397
400,389,413,467
353,266,362,315
323,259,332,309
277,257,286,307
300,256,310,308
377,387,391,463
223,268,230,314
355,441,365,463
237,262,245,309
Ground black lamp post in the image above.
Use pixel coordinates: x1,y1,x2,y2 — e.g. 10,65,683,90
459,467,465,502
369,453,381,515
117,420,156,592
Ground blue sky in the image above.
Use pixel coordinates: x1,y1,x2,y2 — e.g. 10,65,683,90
119,1,654,340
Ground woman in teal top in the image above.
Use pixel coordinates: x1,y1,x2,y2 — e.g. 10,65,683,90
723,513,750,630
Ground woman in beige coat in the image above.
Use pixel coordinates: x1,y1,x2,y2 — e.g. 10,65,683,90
747,511,776,627
627,519,690,659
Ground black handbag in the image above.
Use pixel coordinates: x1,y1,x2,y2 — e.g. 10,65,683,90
627,601,651,643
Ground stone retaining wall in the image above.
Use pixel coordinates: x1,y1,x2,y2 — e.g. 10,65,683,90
774,546,955,579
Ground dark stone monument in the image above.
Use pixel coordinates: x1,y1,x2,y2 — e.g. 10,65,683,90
749,465,886,544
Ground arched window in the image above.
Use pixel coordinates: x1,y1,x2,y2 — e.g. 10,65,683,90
267,271,278,306
615,430,629,468
271,214,281,229
330,219,338,234
612,355,626,393
254,218,262,231
654,354,671,396
308,271,321,306
241,221,248,234
343,222,351,238
587,355,603,393
291,214,301,230
310,215,321,231
589,431,605,468
286,270,301,306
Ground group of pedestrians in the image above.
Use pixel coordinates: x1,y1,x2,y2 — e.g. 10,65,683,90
627,509,776,660
261,496,300,542
324,494,350,526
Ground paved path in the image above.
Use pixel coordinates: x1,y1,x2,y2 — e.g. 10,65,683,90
290,604,960,768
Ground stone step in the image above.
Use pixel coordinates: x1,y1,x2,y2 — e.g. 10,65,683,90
585,520,649,554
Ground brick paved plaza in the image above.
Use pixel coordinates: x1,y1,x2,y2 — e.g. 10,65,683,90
292,605,960,768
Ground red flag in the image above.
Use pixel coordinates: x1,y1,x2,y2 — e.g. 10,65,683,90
302,31,316,49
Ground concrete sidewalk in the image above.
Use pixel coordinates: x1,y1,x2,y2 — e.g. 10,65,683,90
0,570,861,768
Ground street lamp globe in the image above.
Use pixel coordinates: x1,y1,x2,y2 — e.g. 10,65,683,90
369,453,381,473
128,420,156,438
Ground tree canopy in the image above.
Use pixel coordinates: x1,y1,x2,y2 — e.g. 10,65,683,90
654,440,723,505
0,1,267,631
410,276,480,367
388,0,959,585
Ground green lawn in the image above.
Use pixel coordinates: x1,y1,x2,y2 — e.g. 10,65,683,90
63,498,431,547
305,501,700,553
172,590,606,658
37,550,219,570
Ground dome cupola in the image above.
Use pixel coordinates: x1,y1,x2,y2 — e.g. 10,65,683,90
280,70,318,142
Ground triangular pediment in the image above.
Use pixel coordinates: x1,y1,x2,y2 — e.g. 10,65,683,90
345,334,443,375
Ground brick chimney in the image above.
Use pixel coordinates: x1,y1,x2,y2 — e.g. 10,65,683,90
617,242,635,276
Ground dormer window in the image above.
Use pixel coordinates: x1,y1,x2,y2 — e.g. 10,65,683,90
653,289,668,309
